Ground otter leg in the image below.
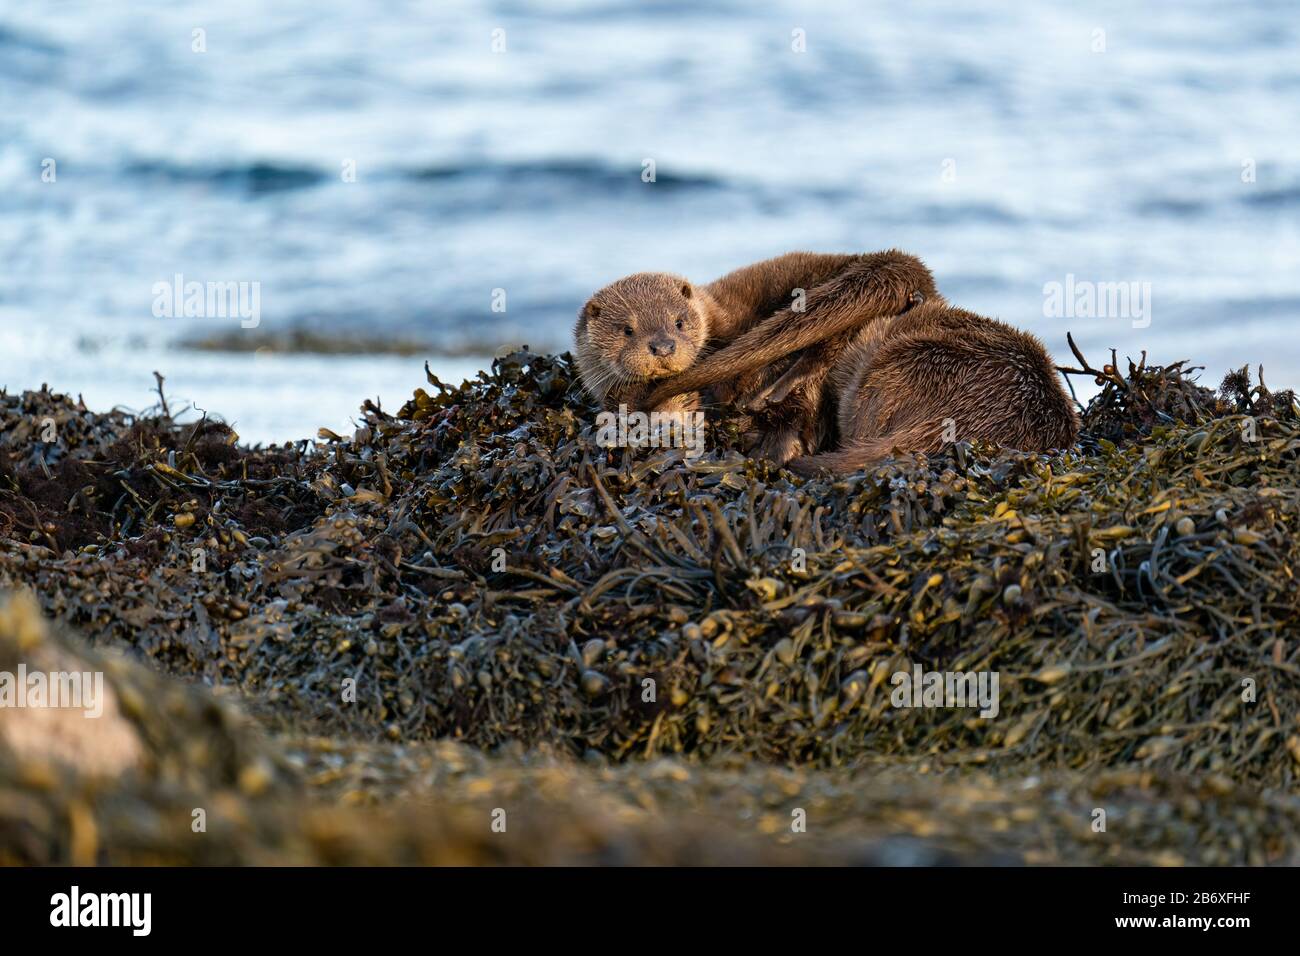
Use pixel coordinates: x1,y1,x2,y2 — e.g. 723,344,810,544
645,390,703,444
752,428,807,466
743,349,826,411
739,326,871,464
746,380,822,466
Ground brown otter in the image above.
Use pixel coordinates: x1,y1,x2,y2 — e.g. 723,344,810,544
784,301,1079,475
574,250,937,461
774,300,1081,476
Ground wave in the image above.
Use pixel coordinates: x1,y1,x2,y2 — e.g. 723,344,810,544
406,157,725,191
1136,196,1209,217
0,23,63,82
1136,183,1300,218
0,24,61,55
123,160,327,194
912,202,1026,226
1241,185,1300,208
113,155,728,199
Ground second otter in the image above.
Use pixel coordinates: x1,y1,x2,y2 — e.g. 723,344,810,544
784,300,1079,474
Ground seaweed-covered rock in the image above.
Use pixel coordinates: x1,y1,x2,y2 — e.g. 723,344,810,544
1,347,1298,864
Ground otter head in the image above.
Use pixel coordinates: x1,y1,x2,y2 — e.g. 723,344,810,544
574,272,709,400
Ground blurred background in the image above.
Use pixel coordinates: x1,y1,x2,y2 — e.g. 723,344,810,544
2,0,1297,444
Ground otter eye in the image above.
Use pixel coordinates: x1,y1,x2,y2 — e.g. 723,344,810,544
675,318,684,330
623,326,634,337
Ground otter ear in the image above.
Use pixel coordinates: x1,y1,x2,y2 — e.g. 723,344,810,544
680,283,692,299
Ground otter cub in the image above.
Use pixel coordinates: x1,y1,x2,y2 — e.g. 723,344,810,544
574,250,937,461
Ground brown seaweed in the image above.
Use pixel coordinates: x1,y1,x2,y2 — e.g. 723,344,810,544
1,343,1298,864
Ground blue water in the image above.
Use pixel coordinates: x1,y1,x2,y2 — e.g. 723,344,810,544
3,0,1298,442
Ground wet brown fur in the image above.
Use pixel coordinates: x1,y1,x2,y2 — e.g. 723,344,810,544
788,301,1080,475
575,250,937,461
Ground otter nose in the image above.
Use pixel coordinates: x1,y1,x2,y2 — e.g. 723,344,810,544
648,336,676,357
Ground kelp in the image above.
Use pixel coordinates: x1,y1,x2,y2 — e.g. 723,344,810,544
1,345,1298,864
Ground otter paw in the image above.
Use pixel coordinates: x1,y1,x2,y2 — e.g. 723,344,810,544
751,430,806,467
741,371,815,414
646,410,707,457
785,455,822,477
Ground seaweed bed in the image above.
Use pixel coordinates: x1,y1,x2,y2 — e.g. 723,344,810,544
1,347,1298,865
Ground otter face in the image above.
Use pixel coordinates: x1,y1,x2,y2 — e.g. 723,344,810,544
577,272,707,386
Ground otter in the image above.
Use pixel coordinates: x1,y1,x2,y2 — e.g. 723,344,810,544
574,250,937,461
784,301,1079,475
